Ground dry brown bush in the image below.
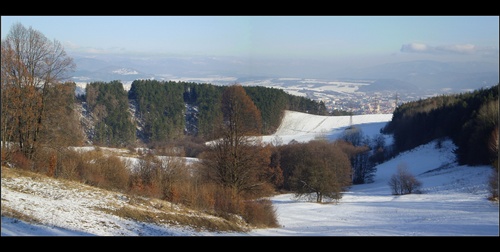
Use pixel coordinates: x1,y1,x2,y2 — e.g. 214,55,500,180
45,153,57,177
211,186,241,217
128,175,145,196
188,182,217,211
11,151,32,170
77,150,107,188
173,136,207,158
56,149,83,181
100,155,130,192
242,198,279,228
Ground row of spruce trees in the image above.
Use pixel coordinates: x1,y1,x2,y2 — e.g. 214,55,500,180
81,79,328,148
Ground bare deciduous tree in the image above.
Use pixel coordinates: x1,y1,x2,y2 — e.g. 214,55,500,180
201,84,271,197
287,140,352,203
388,163,422,195
1,22,75,160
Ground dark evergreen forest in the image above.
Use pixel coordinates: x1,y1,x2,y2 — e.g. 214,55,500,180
85,81,135,147
81,79,328,148
382,84,499,167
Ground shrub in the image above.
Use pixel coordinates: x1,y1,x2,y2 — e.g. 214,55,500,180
242,198,279,228
56,149,82,181
388,163,422,195
11,151,32,170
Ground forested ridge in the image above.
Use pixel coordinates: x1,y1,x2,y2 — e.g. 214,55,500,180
79,79,328,148
382,83,499,167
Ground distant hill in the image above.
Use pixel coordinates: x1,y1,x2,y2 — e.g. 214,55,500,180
353,60,498,92
72,61,155,83
71,53,498,96
358,78,420,93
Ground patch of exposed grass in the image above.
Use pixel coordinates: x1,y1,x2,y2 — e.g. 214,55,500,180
97,198,249,233
1,205,44,225
2,165,43,180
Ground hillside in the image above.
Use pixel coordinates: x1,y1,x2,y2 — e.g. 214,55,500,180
2,112,498,236
382,84,498,166
1,165,249,236
262,110,393,144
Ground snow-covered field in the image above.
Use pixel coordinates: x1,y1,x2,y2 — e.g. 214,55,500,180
262,110,393,144
1,111,498,236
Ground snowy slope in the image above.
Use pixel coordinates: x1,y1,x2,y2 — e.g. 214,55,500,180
245,139,498,236
262,110,393,144
1,111,498,236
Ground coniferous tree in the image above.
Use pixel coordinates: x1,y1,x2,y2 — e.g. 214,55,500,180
86,81,135,147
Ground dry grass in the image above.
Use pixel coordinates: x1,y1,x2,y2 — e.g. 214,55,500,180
0,205,43,224
97,195,249,232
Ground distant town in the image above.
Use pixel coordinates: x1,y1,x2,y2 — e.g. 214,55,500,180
236,78,427,115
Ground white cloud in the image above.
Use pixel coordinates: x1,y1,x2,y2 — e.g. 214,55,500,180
401,43,486,55
63,41,127,55
436,44,476,54
400,43,429,53
62,41,82,51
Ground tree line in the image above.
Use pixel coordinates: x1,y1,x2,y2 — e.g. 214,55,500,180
89,79,327,148
382,84,498,167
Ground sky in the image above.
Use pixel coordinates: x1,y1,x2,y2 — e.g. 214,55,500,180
1,16,499,68
2,111,498,237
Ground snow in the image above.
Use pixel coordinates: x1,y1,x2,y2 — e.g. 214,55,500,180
1,111,498,236
262,110,393,144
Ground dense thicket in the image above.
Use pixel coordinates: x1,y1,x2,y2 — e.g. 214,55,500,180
243,86,289,134
86,81,135,147
382,84,498,166
128,80,185,143
183,82,224,139
288,95,328,116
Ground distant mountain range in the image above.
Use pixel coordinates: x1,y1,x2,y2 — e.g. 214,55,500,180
72,56,156,83
69,53,499,96
352,60,499,92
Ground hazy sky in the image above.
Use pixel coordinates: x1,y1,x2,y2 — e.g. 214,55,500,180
1,16,499,77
